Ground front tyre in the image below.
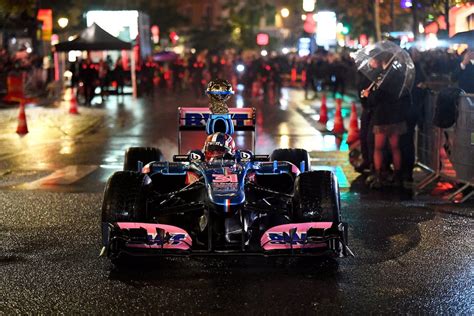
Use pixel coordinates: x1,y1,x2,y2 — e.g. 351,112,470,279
102,171,151,223
293,170,341,223
101,171,151,262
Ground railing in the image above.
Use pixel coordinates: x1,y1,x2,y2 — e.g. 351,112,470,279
415,92,474,203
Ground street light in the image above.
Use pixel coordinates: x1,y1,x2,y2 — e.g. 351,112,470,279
303,0,316,12
57,17,69,29
280,8,290,18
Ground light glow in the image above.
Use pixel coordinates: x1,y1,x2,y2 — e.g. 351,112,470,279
303,0,316,12
58,17,69,29
315,12,337,46
86,10,139,41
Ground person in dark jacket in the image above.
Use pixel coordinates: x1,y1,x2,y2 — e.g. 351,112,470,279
400,48,426,183
452,49,474,93
304,56,317,99
362,55,407,188
79,56,98,105
356,71,374,173
113,57,125,96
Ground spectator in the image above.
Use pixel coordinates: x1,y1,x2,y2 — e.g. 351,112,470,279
304,56,317,100
141,55,156,96
98,58,109,100
208,55,222,79
452,48,474,93
114,57,125,96
400,48,427,184
362,54,407,189
171,57,185,93
79,55,98,105
355,71,374,173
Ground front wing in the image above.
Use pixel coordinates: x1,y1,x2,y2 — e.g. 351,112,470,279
102,221,353,258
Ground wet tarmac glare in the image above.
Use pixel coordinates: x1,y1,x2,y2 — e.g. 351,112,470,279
0,88,473,314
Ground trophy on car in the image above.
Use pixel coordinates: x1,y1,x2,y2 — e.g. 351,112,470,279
205,79,235,135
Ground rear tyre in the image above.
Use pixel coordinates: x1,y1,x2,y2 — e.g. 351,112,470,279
270,148,310,172
123,147,163,171
293,170,341,222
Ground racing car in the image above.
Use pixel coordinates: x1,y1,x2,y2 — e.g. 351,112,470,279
100,88,352,261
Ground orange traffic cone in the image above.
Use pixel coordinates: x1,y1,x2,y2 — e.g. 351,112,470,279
332,98,345,134
16,100,29,135
231,75,238,92
318,94,328,125
346,102,360,144
69,89,79,114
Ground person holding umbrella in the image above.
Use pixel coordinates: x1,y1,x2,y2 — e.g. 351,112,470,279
355,41,415,189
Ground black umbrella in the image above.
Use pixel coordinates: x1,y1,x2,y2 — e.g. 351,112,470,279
449,30,474,47
352,41,415,98
153,51,178,62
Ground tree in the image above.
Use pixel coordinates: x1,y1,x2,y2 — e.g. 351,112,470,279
225,0,275,49
187,25,233,52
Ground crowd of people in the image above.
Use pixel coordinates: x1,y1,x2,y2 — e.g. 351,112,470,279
0,46,49,95
355,45,473,190
68,49,359,104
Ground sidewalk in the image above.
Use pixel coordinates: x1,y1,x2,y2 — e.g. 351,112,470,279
0,101,106,159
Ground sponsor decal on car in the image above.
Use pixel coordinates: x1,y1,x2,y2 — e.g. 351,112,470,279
260,222,333,250
179,108,254,127
212,174,238,183
117,223,192,250
145,233,186,245
212,173,239,191
267,232,308,245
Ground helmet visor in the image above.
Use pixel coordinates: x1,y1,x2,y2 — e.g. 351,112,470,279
205,144,228,159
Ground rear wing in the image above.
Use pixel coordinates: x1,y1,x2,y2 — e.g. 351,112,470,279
177,107,256,153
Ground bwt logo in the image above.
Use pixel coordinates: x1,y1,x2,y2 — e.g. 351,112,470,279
147,233,186,245
184,113,249,127
268,232,307,245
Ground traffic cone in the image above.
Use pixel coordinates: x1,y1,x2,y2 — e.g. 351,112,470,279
69,89,79,114
332,98,345,134
16,100,29,135
346,102,360,144
321,93,327,105
318,94,328,125
231,75,238,92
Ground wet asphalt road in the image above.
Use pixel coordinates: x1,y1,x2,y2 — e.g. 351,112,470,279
1,89,473,314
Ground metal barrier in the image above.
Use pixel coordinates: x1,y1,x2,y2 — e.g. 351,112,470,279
416,92,474,203
415,91,440,173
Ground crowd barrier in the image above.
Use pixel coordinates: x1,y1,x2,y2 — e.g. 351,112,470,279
416,91,474,203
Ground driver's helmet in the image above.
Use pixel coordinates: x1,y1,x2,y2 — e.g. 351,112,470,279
203,132,235,161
